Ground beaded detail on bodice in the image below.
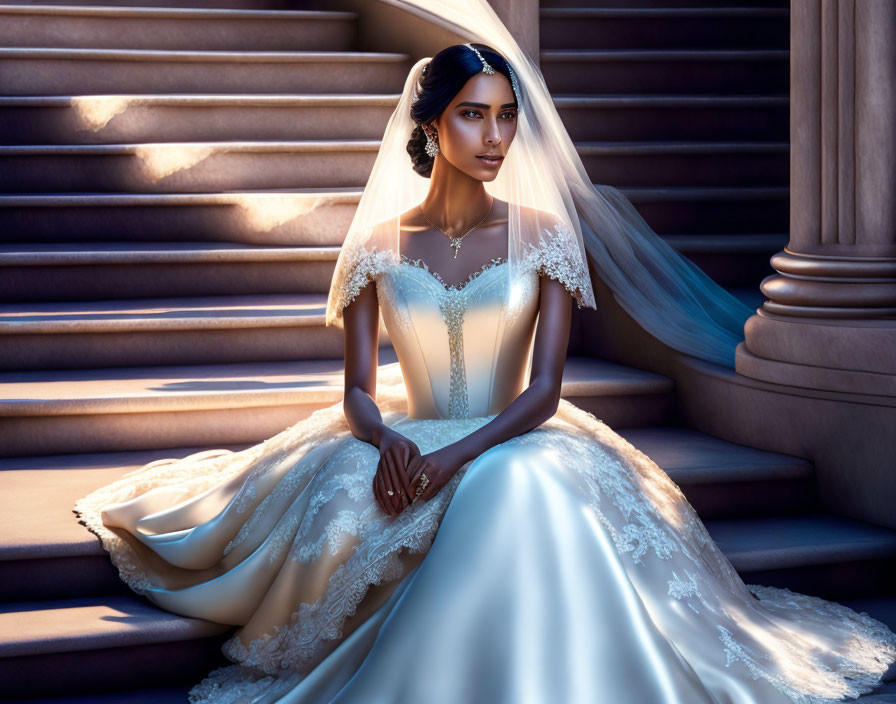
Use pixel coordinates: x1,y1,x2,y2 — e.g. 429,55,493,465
376,255,537,420
395,255,510,419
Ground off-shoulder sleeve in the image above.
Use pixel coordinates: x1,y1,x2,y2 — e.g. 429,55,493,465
325,244,394,326
522,222,597,309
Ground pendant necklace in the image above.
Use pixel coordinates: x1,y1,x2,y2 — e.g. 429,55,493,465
420,198,493,259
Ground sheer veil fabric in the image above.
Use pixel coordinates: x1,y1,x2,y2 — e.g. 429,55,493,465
326,0,754,368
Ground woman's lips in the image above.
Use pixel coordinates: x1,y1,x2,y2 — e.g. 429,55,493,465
476,155,503,167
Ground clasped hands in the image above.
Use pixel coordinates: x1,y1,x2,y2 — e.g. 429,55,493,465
373,427,465,517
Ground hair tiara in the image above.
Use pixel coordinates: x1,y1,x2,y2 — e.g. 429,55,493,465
464,43,495,74
464,43,521,110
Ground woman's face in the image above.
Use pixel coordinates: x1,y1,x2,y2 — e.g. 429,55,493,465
430,71,518,182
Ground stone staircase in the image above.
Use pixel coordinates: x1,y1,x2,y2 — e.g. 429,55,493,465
0,1,894,702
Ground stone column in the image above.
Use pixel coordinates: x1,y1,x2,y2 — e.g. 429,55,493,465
736,0,896,396
487,0,539,63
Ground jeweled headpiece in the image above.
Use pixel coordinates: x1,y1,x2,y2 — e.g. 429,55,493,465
464,43,494,74
465,43,521,109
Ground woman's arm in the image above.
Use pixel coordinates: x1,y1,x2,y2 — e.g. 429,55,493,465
341,280,386,445
342,281,419,515
407,275,573,503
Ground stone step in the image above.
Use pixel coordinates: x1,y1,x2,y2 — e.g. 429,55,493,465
625,185,788,236
0,139,788,194
663,232,783,287
0,427,817,600
0,355,675,456
0,140,381,193
706,513,896,602
0,48,411,95
0,443,251,601
0,520,890,699
541,7,789,51
554,94,789,142
6,685,195,704
0,232,782,304
576,140,788,189
0,0,304,6
0,279,771,373
0,5,357,51
0,93,787,145
0,242,340,302
0,292,381,369
0,190,359,246
0,595,231,699
616,426,815,520
0,93,400,144
3,623,892,704
541,49,789,95
0,186,787,246
541,0,788,6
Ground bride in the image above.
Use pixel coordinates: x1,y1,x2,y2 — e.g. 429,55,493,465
74,22,895,704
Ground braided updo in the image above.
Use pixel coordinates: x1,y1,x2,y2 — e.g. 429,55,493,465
407,44,518,178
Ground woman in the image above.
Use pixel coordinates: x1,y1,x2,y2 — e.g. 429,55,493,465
75,41,896,704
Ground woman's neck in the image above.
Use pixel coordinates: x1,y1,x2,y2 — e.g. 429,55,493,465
421,158,492,235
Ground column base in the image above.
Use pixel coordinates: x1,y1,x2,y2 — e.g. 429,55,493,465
736,342,896,397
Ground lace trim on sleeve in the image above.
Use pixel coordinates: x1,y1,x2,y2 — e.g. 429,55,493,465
522,223,596,309
328,244,394,324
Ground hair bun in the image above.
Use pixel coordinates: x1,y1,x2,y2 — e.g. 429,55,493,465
406,123,434,178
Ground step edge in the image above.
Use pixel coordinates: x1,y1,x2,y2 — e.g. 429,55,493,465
0,5,356,21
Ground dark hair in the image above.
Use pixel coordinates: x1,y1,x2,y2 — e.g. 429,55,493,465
407,44,518,178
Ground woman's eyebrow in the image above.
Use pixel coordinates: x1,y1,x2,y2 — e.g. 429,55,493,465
456,101,517,109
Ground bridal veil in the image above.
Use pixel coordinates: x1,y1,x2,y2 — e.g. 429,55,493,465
325,0,755,369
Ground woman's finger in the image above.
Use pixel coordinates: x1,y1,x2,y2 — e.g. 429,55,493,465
383,452,400,512
397,443,413,496
381,452,401,513
380,470,397,516
406,455,423,495
386,449,410,509
372,466,382,507
373,468,384,513
375,468,392,516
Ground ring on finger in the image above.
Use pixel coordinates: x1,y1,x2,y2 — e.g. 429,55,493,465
413,472,430,501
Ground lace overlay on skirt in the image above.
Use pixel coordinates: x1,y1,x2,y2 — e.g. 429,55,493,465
73,363,896,704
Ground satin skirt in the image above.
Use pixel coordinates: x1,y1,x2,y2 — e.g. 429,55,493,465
74,366,896,704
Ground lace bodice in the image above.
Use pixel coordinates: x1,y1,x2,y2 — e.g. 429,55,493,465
375,255,540,420
331,221,595,420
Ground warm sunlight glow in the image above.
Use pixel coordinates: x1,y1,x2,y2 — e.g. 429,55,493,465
233,192,322,231
70,95,133,132
134,144,217,181
724,602,862,697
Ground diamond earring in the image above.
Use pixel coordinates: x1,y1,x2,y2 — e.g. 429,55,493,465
424,128,439,158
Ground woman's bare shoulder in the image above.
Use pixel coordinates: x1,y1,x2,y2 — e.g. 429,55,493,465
510,203,567,232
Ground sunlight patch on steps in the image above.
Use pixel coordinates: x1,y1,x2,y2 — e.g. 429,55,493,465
70,94,133,131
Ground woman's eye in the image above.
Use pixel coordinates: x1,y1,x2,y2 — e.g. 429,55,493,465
462,110,481,119
501,111,517,120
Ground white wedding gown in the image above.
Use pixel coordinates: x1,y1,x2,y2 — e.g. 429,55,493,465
75,251,896,704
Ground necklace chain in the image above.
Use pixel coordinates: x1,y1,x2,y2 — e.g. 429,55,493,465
420,199,493,259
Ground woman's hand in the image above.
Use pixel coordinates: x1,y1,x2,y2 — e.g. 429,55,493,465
373,427,420,517
407,446,468,505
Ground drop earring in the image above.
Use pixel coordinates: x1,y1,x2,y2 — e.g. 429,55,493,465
424,127,440,158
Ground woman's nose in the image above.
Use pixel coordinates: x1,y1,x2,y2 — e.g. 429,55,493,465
484,118,501,145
